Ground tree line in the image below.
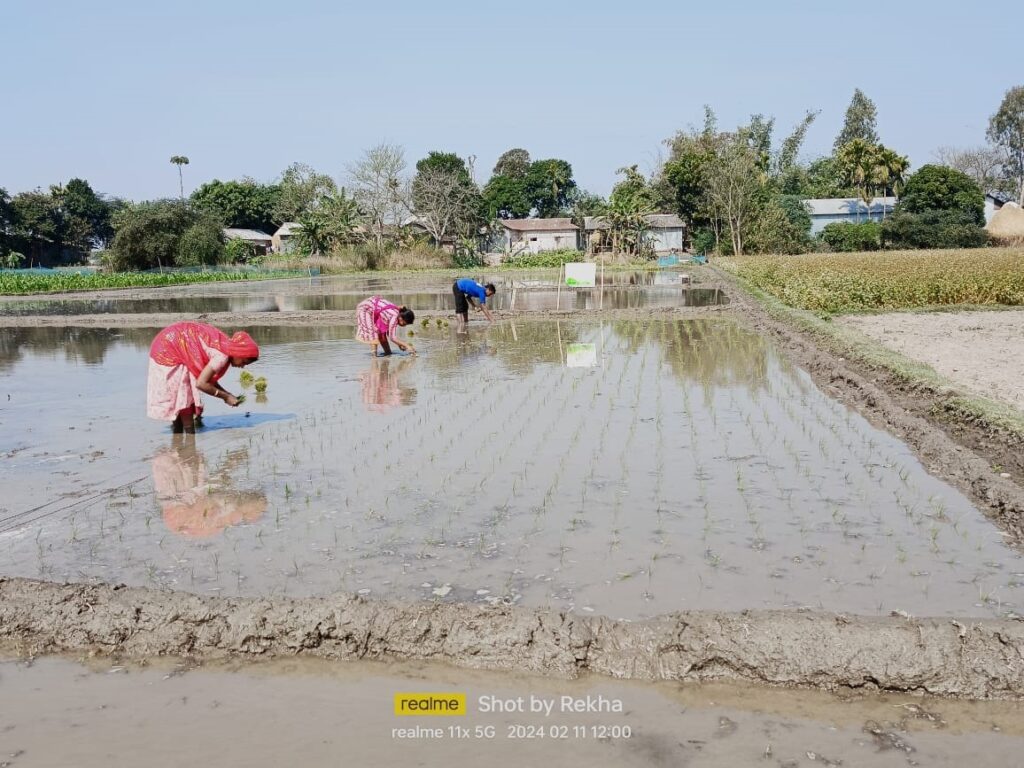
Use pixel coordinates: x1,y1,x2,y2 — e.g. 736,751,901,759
2,86,1021,268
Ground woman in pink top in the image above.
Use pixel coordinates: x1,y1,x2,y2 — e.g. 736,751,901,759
355,296,416,356
147,321,260,433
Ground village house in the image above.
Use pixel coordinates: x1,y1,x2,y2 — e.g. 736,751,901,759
271,222,301,253
500,218,578,254
804,197,896,235
583,214,685,254
224,228,273,254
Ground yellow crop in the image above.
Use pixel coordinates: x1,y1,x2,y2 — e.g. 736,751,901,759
722,248,1024,314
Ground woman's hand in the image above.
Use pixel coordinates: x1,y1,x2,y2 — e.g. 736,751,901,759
224,393,241,407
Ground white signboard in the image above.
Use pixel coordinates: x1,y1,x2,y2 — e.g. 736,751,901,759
566,343,597,368
564,262,597,287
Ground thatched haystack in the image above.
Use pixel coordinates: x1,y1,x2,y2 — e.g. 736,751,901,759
986,202,1024,245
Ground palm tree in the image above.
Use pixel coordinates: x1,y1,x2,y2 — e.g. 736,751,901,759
836,139,875,221
170,156,190,200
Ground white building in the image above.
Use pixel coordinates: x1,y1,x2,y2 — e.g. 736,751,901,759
223,228,273,254
804,197,896,235
271,222,301,253
500,218,578,254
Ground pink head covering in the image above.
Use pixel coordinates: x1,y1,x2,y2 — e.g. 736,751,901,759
223,331,259,360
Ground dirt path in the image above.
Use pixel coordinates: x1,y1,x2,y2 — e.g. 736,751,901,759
841,310,1024,413
4,655,1022,768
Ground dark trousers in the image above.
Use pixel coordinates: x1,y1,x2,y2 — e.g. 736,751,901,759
453,282,470,318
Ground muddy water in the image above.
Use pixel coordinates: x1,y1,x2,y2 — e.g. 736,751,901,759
1,319,1021,619
0,286,726,315
1,655,1022,768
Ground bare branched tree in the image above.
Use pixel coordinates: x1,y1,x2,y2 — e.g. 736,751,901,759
412,167,480,247
704,137,760,255
934,145,1007,194
347,143,408,252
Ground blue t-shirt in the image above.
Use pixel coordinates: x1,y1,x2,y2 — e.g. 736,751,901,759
456,278,488,305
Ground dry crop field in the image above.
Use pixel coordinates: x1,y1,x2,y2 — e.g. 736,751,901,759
722,247,1024,314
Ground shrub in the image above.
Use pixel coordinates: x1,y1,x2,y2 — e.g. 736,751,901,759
1,251,25,269
899,165,985,225
690,228,716,255
109,200,225,271
820,221,882,252
177,221,225,266
881,210,989,250
503,248,583,268
452,249,484,269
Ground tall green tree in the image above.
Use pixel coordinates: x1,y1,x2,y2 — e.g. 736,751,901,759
190,179,281,233
987,85,1024,204
62,178,115,248
273,162,337,224
170,155,190,200
836,139,879,217
833,89,879,152
898,165,985,225
525,158,576,217
482,174,532,219
0,188,13,257
492,148,531,179
9,191,63,264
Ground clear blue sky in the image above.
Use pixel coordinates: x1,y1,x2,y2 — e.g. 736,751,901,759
2,0,1021,201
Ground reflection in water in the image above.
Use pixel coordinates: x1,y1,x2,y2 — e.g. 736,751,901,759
359,357,417,413
0,283,727,317
612,318,769,390
151,437,266,538
0,325,357,371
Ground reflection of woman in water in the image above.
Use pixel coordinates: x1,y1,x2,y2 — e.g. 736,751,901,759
355,296,415,357
147,321,260,433
359,357,417,413
152,437,266,538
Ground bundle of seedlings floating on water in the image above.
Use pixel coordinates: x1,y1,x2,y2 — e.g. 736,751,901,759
254,376,268,393
239,371,255,387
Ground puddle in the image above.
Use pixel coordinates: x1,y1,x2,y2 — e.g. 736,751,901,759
1,655,1021,768
1,319,1022,619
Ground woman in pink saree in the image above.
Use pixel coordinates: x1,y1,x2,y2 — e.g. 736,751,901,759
355,296,416,356
147,321,260,433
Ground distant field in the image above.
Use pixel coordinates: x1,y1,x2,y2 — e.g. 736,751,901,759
722,247,1024,314
0,269,308,296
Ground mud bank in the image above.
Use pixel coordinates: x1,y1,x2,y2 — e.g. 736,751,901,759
3,578,1023,700
719,272,1024,551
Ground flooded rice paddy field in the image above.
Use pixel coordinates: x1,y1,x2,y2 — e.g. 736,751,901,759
0,286,726,315
1,317,1021,619
4,655,1022,768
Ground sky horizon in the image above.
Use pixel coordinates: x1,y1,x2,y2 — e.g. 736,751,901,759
2,1,1022,203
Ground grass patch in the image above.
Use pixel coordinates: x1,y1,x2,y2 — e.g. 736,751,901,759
0,269,309,296
719,248,1024,314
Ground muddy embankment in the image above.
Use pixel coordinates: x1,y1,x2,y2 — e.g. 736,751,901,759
716,272,1024,553
2,577,1023,701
